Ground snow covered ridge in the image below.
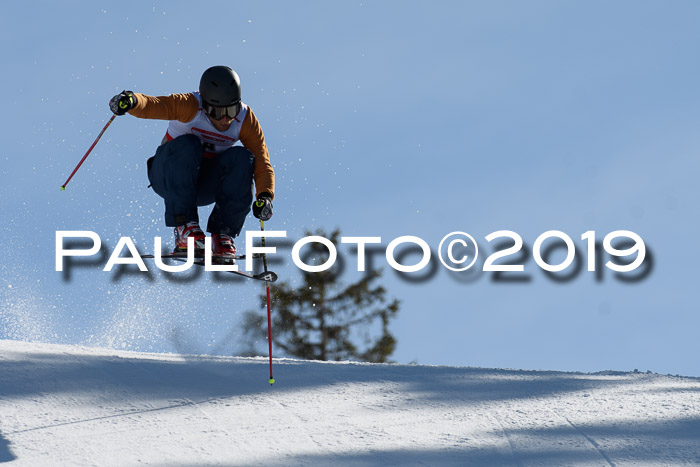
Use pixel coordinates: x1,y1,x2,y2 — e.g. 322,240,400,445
1,340,699,466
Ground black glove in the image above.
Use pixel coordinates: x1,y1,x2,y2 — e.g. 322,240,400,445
253,193,273,221
109,90,137,116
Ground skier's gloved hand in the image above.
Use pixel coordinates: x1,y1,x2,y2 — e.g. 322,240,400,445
109,91,137,116
253,193,273,221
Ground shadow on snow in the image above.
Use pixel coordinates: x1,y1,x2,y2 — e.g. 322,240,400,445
0,432,16,463
0,345,699,465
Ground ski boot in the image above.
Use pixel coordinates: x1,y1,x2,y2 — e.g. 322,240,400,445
173,222,206,257
212,233,236,264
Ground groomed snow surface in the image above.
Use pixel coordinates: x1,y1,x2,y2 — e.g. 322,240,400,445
1,340,699,466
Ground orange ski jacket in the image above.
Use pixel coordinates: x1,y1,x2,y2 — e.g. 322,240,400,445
129,92,275,199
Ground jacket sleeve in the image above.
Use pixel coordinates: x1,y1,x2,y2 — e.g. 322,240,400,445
128,93,199,123
239,108,275,199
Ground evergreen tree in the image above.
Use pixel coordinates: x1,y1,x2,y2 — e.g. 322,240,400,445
242,229,400,362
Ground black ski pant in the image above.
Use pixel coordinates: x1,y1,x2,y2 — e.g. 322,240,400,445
147,134,255,236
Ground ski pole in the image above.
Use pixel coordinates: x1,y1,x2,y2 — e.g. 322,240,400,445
60,114,116,190
258,216,275,385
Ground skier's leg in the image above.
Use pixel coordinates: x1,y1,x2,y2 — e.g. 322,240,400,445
195,157,219,207
206,146,255,236
147,134,203,227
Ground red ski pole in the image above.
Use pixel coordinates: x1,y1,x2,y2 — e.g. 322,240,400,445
60,114,116,190
258,216,275,385
266,277,274,385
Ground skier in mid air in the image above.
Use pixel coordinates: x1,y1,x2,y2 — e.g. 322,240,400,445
109,65,274,260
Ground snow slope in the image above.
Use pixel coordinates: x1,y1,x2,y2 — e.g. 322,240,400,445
1,340,699,466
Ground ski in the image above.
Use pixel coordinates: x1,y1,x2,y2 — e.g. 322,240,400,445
141,252,263,260
140,252,276,282
169,257,278,282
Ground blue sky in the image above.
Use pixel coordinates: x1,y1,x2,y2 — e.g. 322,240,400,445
1,1,699,375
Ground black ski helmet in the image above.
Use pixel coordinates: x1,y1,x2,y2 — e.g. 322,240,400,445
199,66,241,106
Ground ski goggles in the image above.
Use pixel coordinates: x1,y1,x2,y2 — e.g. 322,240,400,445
203,101,241,120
